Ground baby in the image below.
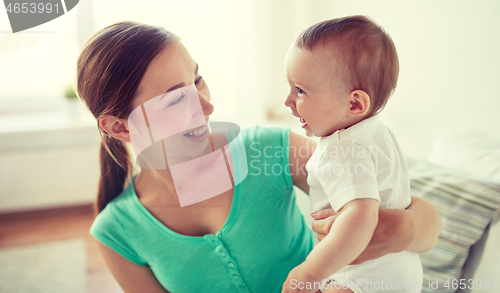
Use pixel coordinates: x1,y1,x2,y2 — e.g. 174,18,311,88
282,16,422,293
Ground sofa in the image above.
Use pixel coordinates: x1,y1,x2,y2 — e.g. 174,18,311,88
410,131,500,293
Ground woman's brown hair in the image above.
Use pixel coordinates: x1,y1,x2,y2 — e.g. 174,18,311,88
76,21,177,216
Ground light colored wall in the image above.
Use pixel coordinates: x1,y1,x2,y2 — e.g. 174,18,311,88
260,0,500,159
89,0,269,128
3,1,499,211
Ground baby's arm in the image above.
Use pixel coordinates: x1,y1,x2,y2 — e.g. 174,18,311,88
304,198,379,280
311,196,441,264
282,198,379,293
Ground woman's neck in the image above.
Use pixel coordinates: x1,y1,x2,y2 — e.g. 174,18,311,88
134,168,179,206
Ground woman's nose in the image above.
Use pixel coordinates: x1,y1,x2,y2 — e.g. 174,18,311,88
198,93,214,119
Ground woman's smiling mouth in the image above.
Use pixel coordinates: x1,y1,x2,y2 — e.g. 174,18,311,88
184,125,208,137
183,124,209,143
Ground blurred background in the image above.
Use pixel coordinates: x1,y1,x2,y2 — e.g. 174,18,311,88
0,0,499,292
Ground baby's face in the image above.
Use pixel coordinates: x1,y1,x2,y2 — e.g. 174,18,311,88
284,45,352,137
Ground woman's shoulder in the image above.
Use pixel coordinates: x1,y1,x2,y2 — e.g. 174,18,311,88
238,125,293,190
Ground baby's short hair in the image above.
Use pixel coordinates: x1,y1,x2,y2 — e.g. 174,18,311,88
296,15,399,116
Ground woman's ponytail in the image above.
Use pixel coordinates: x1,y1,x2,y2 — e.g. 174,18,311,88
76,21,177,215
95,135,133,215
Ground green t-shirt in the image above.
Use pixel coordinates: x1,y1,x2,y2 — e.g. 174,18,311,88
89,126,313,292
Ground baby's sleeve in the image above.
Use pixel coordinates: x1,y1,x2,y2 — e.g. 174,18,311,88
89,208,147,266
316,140,380,212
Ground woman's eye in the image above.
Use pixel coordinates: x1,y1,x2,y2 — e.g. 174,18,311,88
296,87,306,95
195,76,203,85
168,93,185,107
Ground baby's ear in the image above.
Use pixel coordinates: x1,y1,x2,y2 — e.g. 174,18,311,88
347,90,370,117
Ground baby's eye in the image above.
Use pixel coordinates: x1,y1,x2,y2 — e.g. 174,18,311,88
296,87,306,95
168,93,185,107
195,76,203,85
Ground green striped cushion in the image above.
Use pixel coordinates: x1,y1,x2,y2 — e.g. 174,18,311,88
410,165,500,293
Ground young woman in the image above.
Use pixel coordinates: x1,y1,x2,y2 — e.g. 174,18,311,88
77,22,441,293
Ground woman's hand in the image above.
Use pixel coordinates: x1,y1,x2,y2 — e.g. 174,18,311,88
310,196,441,265
311,208,409,265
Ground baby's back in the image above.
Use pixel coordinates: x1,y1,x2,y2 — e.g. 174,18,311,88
307,115,411,212
343,115,411,210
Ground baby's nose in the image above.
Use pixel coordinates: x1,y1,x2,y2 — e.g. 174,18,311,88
283,95,295,108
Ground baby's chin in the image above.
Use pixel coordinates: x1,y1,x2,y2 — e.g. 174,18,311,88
303,127,315,137
312,130,335,138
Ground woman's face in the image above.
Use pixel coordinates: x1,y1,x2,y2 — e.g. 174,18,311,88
130,41,214,163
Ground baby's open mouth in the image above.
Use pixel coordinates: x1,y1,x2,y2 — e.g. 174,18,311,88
299,117,308,128
184,125,208,137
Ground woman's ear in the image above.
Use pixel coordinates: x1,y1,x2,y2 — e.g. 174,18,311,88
347,90,371,117
98,115,131,142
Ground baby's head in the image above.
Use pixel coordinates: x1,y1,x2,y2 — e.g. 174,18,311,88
284,15,399,137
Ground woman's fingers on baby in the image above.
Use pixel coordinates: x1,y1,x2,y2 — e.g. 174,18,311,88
311,214,337,239
310,209,337,220
311,217,333,235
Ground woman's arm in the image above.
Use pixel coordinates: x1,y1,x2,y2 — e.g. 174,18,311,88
289,131,316,194
310,196,442,265
403,196,442,253
96,241,170,293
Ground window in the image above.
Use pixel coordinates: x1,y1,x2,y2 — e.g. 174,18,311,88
0,5,81,102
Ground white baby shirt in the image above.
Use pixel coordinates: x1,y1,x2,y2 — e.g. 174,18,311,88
306,115,422,293
306,115,411,213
